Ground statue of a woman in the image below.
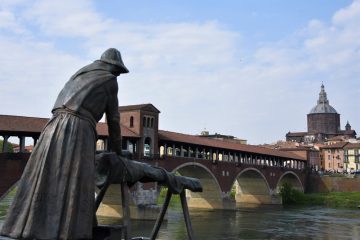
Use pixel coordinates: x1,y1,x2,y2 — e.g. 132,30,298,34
0,48,128,239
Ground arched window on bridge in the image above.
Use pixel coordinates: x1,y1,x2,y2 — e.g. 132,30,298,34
96,139,106,151
159,145,164,157
175,147,181,156
146,117,150,128
188,147,194,158
144,137,152,157
182,148,188,157
212,152,217,161
127,141,136,154
130,116,134,128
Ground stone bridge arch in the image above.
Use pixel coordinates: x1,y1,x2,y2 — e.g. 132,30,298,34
276,171,304,193
172,162,224,209
135,158,307,209
232,168,273,205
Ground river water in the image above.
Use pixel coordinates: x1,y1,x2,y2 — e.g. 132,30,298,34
129,206,360,240
1,192,360,240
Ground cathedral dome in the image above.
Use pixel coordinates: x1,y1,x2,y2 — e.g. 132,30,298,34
309,104,337,114
309,84,337,114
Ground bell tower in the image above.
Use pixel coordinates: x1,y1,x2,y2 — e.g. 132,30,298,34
118,104,160,159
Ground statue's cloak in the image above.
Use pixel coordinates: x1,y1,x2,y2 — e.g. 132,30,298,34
0,61,119,239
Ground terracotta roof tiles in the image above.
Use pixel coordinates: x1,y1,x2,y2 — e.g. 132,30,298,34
96,122,139,138
0,115,139,138
118,104,160,113
0,115,48,133
344,143,360,149
320,142,348,149
159,130,306,160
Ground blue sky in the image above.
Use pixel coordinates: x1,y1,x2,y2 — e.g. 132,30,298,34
0,0,359,144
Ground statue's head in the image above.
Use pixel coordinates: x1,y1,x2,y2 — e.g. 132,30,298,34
100,48,129,74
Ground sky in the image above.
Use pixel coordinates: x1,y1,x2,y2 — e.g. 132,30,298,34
0,0,359,144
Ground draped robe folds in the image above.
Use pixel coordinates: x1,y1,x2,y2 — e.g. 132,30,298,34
0,61,122,240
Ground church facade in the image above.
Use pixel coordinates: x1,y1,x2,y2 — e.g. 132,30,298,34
286,84,356,143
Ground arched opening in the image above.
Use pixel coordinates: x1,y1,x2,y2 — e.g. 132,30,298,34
130,116,134,128
96,139,106,151
277,171,304,193
128,141,136,154
232,168,271,206
144,137,152,157
167,163,223,209
150,118,154,128
143,117,146,127
146,117,150,128
212,152,217,161
218,153,223,161
159,146,165,157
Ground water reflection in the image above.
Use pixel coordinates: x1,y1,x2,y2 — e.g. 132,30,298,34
130,206,360,240
1,193,360,240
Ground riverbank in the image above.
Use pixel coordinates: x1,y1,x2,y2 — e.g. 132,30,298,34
157,187,181,207
284,190,360,209
0,187,16,220
158,185,360,209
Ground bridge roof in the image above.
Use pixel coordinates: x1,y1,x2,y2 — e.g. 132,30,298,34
159,130,306,161
0,114,139,138
96,122,139,138
0,115,49,134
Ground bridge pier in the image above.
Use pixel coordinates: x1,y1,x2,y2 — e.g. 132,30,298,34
234,189,281,205
2,135,9,152
96,183,162,221
186,190,236,210
19,136,25,153
270,189,282,204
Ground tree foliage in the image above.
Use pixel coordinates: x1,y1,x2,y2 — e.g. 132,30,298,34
280,182,304,204
0,139,14,153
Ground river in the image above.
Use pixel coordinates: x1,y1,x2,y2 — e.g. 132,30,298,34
1,193,360,239
129,206,360,239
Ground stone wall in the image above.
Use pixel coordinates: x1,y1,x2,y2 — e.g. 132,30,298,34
307,174,360,193
0,153,29,196
307,113,340,134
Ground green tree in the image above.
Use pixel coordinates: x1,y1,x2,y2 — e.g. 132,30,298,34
0,139,14,153
280,182,304,204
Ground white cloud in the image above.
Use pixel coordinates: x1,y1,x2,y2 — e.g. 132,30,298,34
0,36,86,118
0,10,20,32
0,0,359,144
24,0,110,38
332,0,360,26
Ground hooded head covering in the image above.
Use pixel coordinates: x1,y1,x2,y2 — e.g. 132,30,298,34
100,48,129,73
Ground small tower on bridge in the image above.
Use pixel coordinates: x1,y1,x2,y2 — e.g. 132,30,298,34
118,104,160,159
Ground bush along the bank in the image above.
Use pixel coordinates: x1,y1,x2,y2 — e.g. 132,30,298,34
279,182,305,205
279,182,360,208
157,187,181,207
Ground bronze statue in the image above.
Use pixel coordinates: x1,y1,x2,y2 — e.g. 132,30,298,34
0,48,129,239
